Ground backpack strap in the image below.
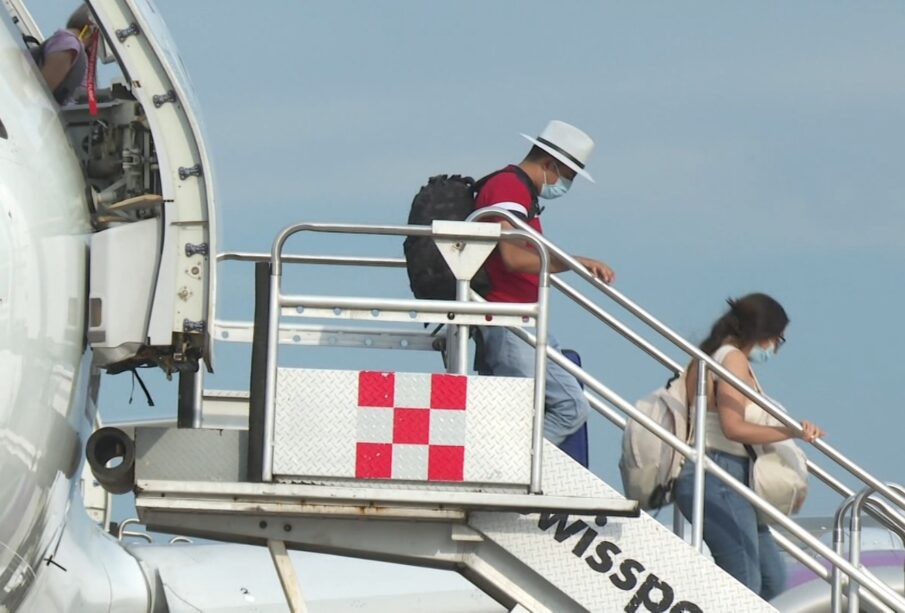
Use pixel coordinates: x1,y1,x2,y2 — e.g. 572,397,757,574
508,165,542,218
474,166,541,220
24,34,44,65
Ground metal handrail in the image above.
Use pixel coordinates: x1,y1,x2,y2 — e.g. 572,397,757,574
466,209,905,607
772,527,893,612
261,222,553,494
217,218,905,606
553,268,905,542
506,315,905,609
218,249,905,535
217,251,405,268
218,250,905,519
550,276,683,373
496,318,905,610
813,459,905,545
552,252,905,539
840,484,905,613
470,208,905,514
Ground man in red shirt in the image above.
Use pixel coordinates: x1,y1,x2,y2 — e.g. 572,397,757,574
475,120,613,446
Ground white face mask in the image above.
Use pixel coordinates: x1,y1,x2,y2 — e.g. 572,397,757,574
748,342,776,364
540,165,573,199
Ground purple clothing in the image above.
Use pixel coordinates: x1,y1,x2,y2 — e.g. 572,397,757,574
787,550,905,589
43,29,83,57
40,29,87,103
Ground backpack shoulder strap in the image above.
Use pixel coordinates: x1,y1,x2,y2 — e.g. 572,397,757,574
23,34,44,65
473,168,507,194
474,166,541,220
507,165,541,219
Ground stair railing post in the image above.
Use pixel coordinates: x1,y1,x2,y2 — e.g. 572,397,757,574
247,261,272,482
192,358,204,428
451,279,470,374
262,226,296,482
672,507,686,541
176,364,197,428
847,486,878,613
832,495,856,613
529,239,551,495
691,359,708,552
261,265,281,482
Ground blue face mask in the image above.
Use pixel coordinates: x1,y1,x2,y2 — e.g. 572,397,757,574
748,342,776,364
540,170,572,200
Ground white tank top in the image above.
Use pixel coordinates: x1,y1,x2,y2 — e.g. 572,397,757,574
701,345,757,457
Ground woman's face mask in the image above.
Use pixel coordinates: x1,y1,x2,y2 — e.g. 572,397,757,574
748,341,777,364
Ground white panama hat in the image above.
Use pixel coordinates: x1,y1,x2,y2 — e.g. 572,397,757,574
521,120,595,183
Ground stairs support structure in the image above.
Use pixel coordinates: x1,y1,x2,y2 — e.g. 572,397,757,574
268,539,307,613
127,218,905,612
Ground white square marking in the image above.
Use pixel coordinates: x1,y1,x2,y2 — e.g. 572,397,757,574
391,444,428,480
356,407,394,443
394,372,432,408
429,409,467,446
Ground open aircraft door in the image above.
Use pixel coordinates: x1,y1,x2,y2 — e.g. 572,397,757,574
73,0,217,374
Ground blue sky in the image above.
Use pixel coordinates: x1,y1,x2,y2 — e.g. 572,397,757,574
29,1,905,519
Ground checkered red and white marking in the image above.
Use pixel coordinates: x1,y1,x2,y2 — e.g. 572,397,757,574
273,368,535,487
355,372,468,481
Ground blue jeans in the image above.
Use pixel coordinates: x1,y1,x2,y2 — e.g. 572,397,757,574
675,450,786,601
479,327,589,445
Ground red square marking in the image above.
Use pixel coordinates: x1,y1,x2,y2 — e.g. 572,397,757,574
393,408,431,444
428,445,465,481
358,371,395,407
430,374,467,410
356,442,392,479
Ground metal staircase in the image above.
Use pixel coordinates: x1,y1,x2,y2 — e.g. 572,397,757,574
112,217,905,612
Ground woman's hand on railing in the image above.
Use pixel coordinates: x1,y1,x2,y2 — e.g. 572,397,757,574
791,419,825,443
574,256,615,284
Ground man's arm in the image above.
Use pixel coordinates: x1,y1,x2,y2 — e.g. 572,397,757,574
496,221,615,283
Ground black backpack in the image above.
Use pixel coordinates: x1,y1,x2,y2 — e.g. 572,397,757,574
403,168,538,300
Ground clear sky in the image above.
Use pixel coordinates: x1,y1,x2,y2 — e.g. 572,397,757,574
28,0,905,523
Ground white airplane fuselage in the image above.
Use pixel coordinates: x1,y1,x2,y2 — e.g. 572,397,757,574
0,11,94,609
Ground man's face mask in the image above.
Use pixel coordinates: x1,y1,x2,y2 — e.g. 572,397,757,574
540,163,572,200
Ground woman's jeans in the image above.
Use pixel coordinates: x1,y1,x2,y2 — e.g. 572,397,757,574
479,327,589,445
675,450,786,601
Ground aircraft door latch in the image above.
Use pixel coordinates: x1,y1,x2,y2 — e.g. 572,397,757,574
153,90,178,108
183,319,206,334
184,242,209,257
178,164,203,180
115,23,140,42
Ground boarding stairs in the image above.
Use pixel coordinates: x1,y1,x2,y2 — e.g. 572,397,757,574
108,216,905,612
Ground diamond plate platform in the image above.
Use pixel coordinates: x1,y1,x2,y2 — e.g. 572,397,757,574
273,368,535,489
136,428,247,482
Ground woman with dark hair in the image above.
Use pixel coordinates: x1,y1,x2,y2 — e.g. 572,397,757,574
674,293,824,600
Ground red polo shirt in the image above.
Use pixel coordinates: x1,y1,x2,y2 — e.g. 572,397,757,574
474,166,543,303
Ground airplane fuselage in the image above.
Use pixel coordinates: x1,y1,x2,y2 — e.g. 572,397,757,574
0,13,94,608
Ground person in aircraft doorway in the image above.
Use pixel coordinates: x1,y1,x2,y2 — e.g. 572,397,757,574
474,120,614,448
31,5,97,104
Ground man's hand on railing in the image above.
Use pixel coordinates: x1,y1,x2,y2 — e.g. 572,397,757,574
574,256,615,284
